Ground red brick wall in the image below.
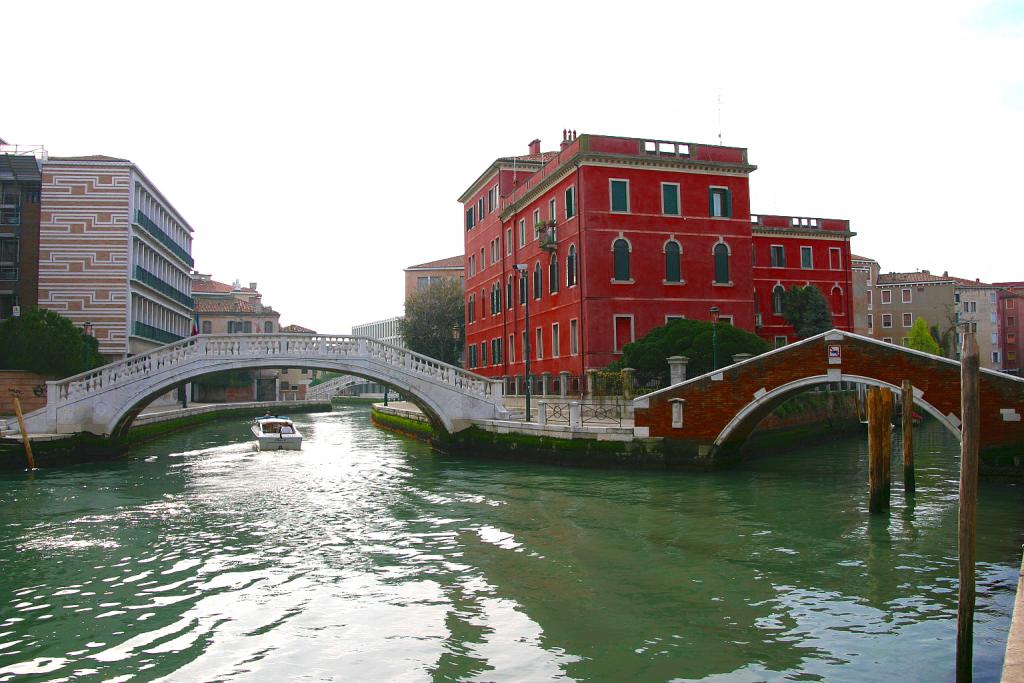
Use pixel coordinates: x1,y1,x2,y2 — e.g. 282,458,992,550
0,371,49,414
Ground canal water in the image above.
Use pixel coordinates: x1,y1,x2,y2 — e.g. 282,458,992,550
0,408,1021,682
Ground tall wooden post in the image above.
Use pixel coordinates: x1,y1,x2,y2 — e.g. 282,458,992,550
881,389,892,509
12,398,35,470
902,379,915,494
867,388,891,514
957,331,980,682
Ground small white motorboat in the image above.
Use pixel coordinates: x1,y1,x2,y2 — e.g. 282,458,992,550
251,416,303,451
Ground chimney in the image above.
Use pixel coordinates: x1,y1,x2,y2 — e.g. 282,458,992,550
943,271,948,277
249,282,257,291
922,269,930,275
560,128,572,150
528,139,541,155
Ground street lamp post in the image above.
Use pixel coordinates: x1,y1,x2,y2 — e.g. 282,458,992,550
82,321,93,371
513,264,531,422
451,324,461,368
710,306,720,370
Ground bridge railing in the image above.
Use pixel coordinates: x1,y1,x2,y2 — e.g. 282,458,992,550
49,334,498,405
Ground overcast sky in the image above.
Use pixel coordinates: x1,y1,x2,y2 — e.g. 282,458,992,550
5,1,1022,334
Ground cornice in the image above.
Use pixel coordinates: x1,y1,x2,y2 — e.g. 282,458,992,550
752,226,857,240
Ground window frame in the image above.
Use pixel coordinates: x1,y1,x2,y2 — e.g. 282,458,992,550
613,314,635,353
664,239,682,284
708,186,732,218
609,178,630,213
882,313,893,328
661,182,680,216
880,289,892,305
770,244,786,268
800,246,813,269
611,237,632,283
564,186,576,219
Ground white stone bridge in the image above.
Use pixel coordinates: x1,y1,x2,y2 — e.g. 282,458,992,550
17,334,509,438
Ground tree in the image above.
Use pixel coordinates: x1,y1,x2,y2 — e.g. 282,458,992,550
780,285,833,338
399,278,464,366
607,318,771,379
0,307,106,377
908,317,942,355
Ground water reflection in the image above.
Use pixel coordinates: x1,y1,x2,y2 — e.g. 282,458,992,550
0,409,1019,682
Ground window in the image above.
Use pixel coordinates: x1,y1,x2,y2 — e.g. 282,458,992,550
506,228,512,255
881,290,892,304
963,301,977,313
480,341,487,366
662,183,680,215
519,274,526,304
468,294,475,322
570,319,578,355
508,334,515,363
533,209,541,240
202,320,212,334
549,198,556,221
533,262,542,299
800,246,813,269
565,186,576,219
774,335,787,348
519,218,526,247
479,248,485,272
468,345,477,368
903,312,913,327
1009,316,1016,328
264,321,273,333
492,338,502,365
610,179,629,212
713,242,730,284
614,315,634,352
770,245,786,268
664,240,681,283
709,187,731,217
566,244,578,287
243,321,252,333
902,337,912,347
477,198,484,222
535,327,543,359
506,277,513,309
829,248,841,270
552,323,560,357
549,256,559,294
867,290,873,309
993,351,1001,364
901,288,912,304
468,255,475,277
832,286,844,314
465,207,475,230
487,187,495,213
480,288,486,318
882,313,893,328
867,313,873,330
612,238,631,281
1008,299,1016,310
883,337,893,344
772,285,785,315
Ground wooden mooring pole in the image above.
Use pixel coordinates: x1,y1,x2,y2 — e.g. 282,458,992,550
956,332,980,682
867,387,893,514
902,379,915,494
12,397,35,470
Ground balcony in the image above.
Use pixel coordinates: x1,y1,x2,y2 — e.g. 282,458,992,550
133,321,184,345
135,209,194,267
133,266,194,308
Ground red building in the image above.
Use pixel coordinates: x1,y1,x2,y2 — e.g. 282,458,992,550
459,132,853,389
995,282,1023,376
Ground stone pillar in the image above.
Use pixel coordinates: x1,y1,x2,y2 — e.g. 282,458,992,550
585,368,598,399
732,352,753,364
541,372,551,397
621,367,636,400
569,401,582,428
559,371,570,397
537,400,548,425
667,356,689,385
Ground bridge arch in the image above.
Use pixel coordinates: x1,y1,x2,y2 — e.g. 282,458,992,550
712,374,962,456
19,335,508,438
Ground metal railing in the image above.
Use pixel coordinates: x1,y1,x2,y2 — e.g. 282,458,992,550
135,210,194,267
133,321,185,345
540,401,623,427
133,266,194,308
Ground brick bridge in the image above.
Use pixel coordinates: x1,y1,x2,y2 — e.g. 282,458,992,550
633,330,1024,466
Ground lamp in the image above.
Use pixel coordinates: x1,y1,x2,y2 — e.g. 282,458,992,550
710,306,720,371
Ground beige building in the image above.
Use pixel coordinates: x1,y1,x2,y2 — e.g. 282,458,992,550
857,261,1003,370
403,255,464,300
851,255,879,336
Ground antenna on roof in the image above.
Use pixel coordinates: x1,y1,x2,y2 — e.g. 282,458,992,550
717,92,723,145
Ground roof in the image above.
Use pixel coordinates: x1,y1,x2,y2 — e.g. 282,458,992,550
851,254,877,262
0,154,41,182
876,271,993,287
191,278,257,294
495,151,560,164
46,155,131,162
281,324,316,333
406,255,464,270
195,298,278,315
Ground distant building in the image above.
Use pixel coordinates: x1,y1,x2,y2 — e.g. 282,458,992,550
403,255,464,300
192,275,280,334
995,282,1023,376
38,154,196,361
352,315,402,346
851,255,880,337
0,140,43,320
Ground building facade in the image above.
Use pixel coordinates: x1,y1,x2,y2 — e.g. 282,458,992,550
403,255,463,300
0,140,43,321
995,282,1023,376
850,254,880,336
38,155,195,361
352,315,403,346
459,132,854,386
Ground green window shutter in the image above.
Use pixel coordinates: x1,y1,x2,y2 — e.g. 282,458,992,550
611,181,628,212
724,188,732,217
663,185,679,215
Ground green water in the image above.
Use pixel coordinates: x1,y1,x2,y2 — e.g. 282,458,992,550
0,408,1021,682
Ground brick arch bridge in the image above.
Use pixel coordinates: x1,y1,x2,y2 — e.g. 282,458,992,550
15,334,508,438
633,330,1024,466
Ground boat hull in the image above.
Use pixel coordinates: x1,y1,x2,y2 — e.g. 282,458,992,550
250,425,303,451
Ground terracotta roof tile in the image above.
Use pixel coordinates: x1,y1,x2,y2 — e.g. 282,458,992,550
281,324,316,334
406,255,464,270
191,278,257,294
195,299,277,315
497,151,560,164
876,271,993,287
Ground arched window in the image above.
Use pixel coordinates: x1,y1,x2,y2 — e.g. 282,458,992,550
613,238,631,281
468,294,475,322
664,240,681,283
566,244,577,287
772,285,785,315
264,321,273,333
492,283,501,314
519,273,526,304
533,262,542,299
549,255,559,294
831,286,844,314
506,276,513,309
481,288,487,318
713,242,730,284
